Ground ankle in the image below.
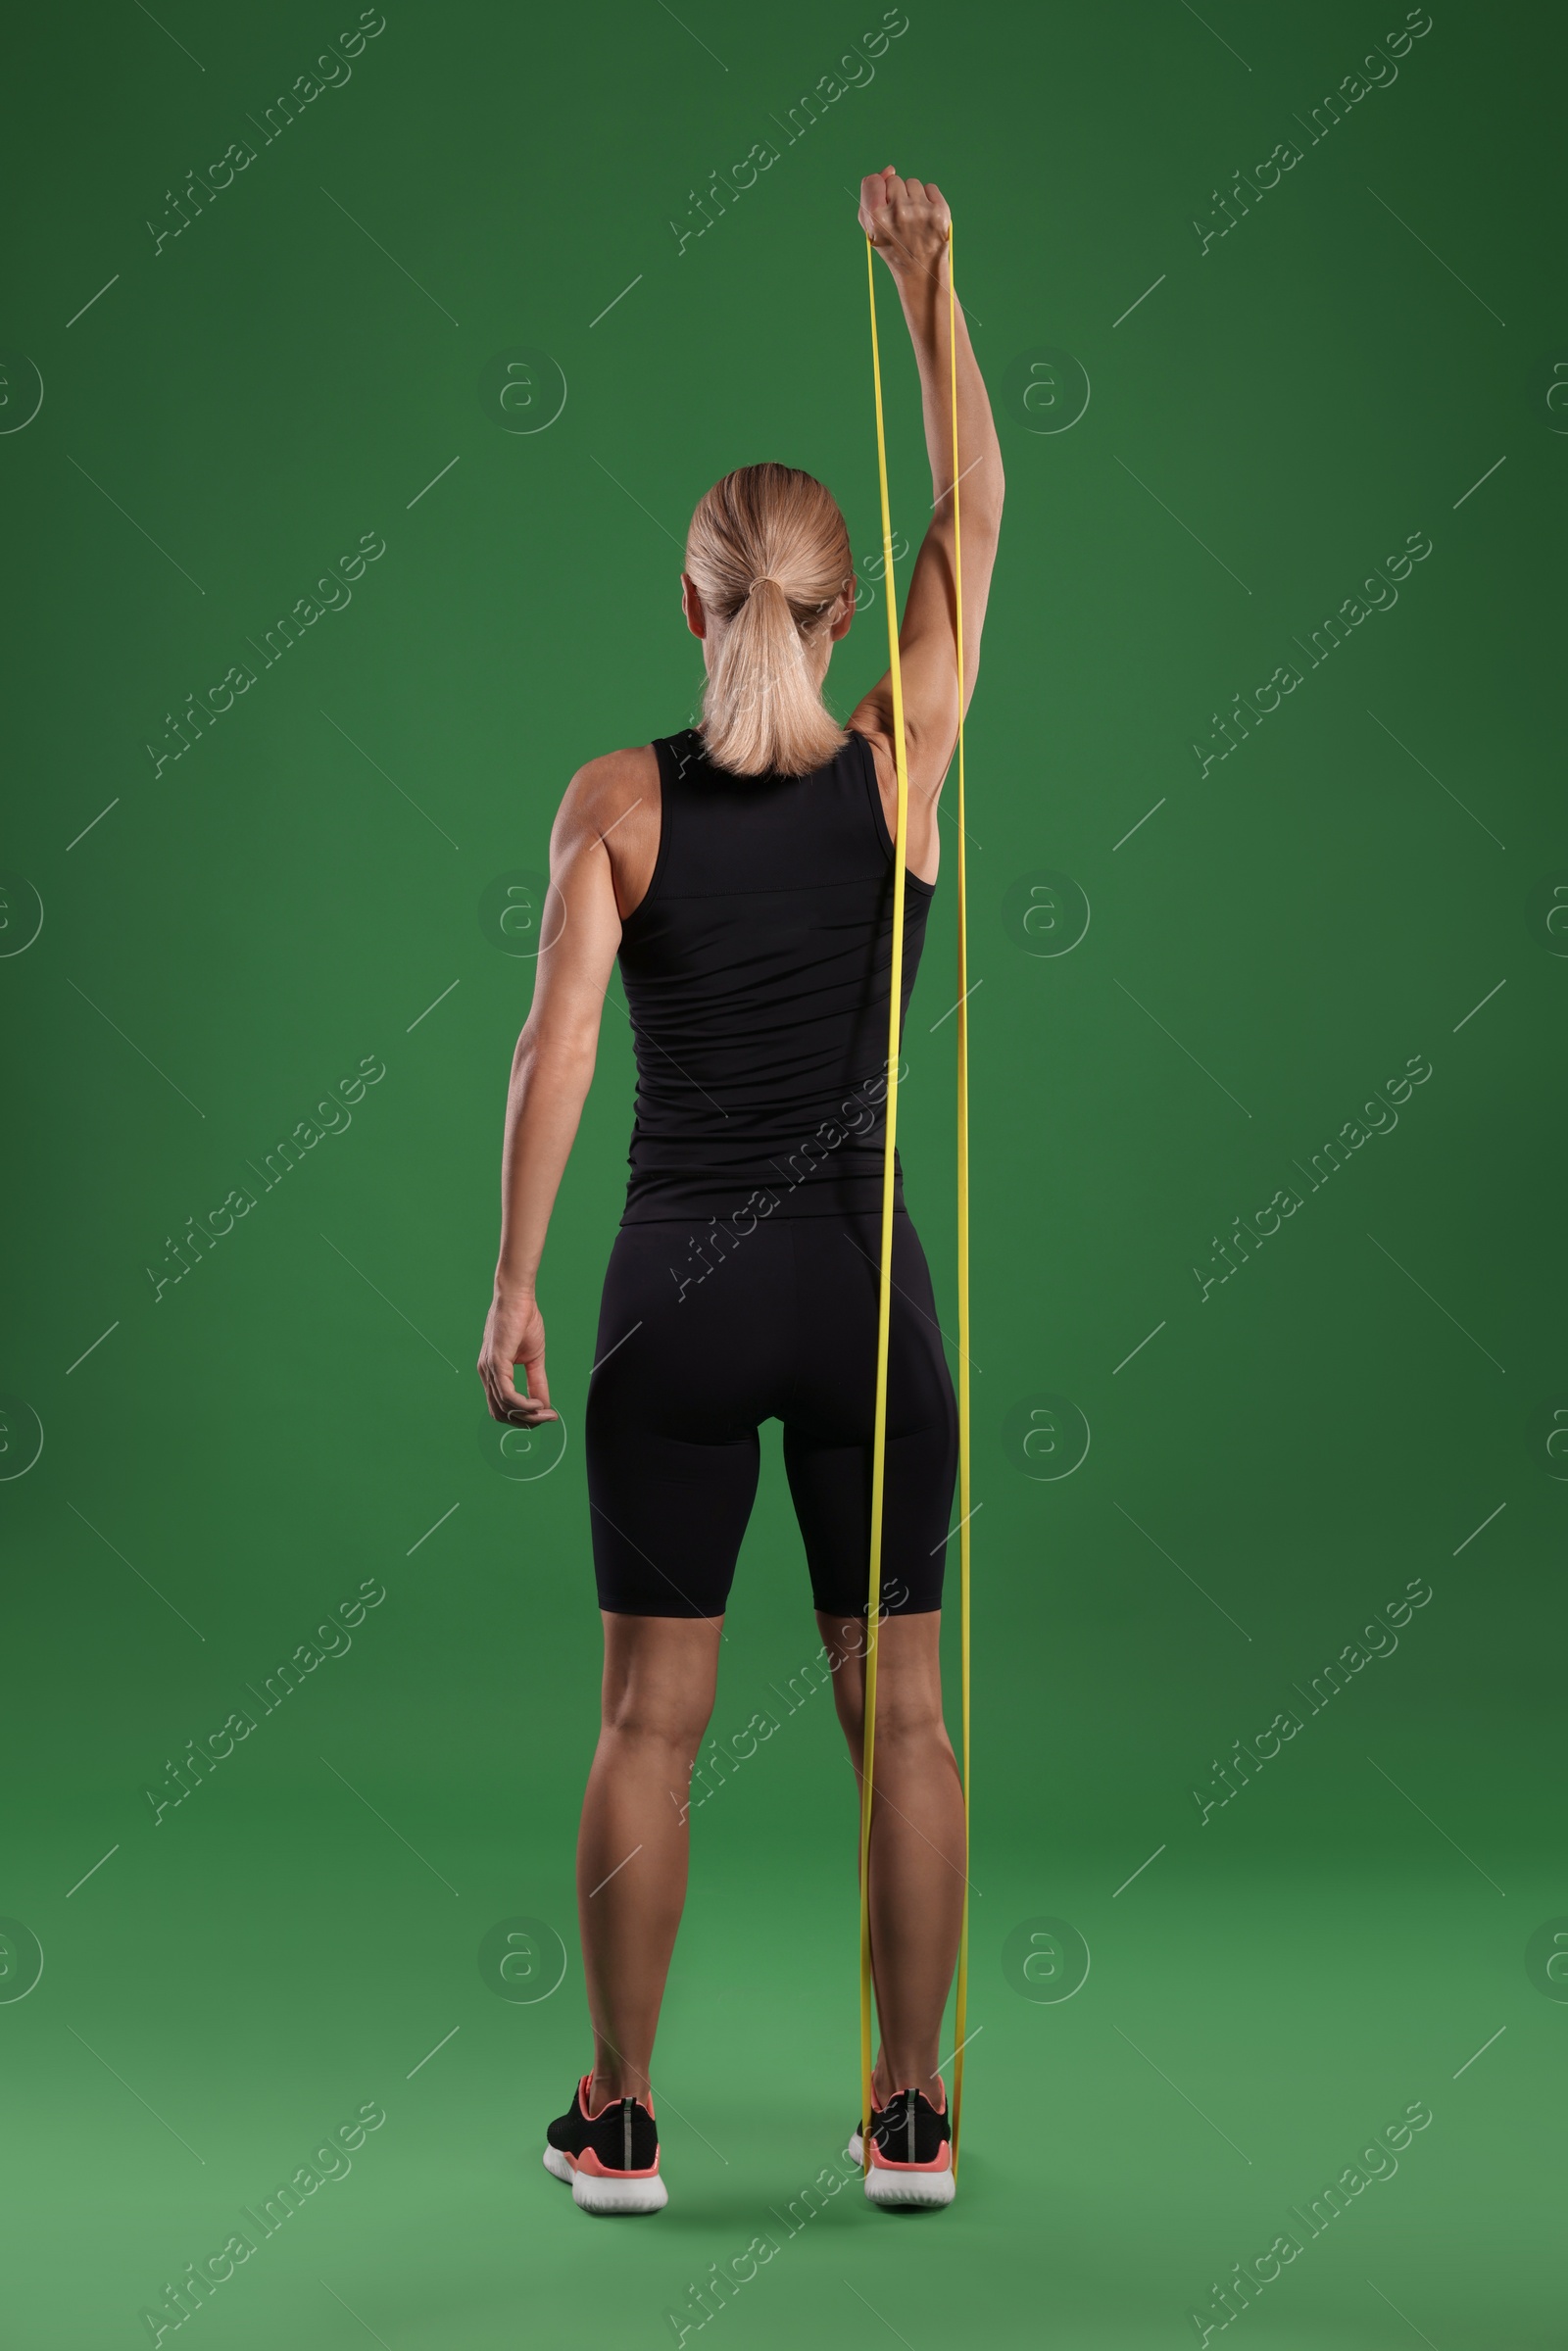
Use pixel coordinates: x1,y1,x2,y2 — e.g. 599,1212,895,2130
871,2061,944,2113
587,2065,648,2111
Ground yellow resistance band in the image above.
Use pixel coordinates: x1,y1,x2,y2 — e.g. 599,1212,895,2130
858,220,971,2175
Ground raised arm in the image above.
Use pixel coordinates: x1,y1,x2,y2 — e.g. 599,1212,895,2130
848,169,1004,863
476,758,631,1425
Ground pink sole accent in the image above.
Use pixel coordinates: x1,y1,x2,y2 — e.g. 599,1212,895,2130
574,2071,659,2124
868,2147,953,2174
575,2147,662,2180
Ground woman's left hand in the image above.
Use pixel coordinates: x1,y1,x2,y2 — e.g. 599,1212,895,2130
858,168,951,280
478,1288,559,1423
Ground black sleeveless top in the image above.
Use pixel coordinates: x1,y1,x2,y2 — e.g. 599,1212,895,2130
616,726,935,1225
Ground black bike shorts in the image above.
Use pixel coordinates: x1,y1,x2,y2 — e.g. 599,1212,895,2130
584,1211,957,1618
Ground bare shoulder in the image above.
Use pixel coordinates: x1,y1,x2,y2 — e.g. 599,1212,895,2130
554,745,660,845
552,744,662,921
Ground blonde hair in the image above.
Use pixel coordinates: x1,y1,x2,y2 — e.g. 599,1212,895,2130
685,463,853,777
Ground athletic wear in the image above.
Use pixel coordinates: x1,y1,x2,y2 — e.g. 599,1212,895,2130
585,723,956,1620
586,1210,956,1618
544,2076,667,2215
846,2082,956,2208
617,728,934,1227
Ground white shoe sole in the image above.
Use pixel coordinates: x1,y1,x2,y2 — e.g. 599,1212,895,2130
864,2160,956,2208
846,2129,956,2206
542,2144,668,2214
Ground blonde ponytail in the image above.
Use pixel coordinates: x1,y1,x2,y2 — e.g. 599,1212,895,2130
685,464,853,777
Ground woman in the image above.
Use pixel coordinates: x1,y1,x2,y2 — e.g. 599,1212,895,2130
477,169,1004,2215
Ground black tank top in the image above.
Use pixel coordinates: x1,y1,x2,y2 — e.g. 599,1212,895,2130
616,726,935,1224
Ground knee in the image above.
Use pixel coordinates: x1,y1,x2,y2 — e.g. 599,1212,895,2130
838,1692,951,1756
603,1688,714,1755
873,1690,951,1750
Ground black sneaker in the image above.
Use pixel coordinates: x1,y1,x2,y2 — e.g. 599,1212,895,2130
845,2082,956,2208
543,2073,667,2214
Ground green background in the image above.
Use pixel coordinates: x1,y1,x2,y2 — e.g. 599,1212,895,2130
2,1,1562,2344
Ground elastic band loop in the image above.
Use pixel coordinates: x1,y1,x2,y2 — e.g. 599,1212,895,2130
946,216,972,2179
858,229,911,2167
857,217,972,2182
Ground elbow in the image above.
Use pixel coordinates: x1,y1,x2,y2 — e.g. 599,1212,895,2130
963,503,1004,566
514,1022,598,1089
961,456,1004,544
